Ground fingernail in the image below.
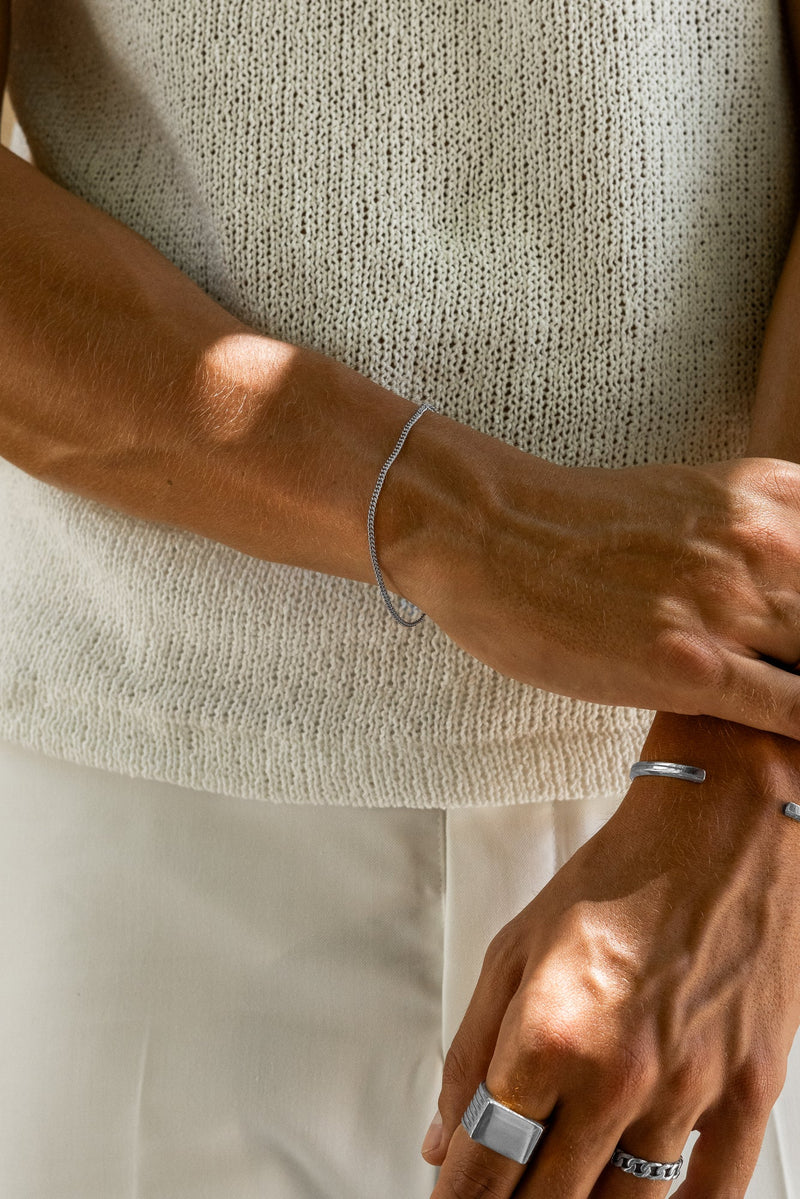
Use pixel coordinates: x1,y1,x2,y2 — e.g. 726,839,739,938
421,1109,444,1157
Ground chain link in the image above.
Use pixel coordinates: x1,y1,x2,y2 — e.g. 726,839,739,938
611,1148,684,1181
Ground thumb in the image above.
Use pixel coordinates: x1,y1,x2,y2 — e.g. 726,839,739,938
422,933,524,1165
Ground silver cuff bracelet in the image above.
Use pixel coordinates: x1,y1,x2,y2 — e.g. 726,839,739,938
629,760,706,784
631,760,800,823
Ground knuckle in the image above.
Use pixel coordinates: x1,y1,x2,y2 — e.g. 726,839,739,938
627,1108,693,1152
447,1160,510,1199
652,628,722,695
537,1015,583,1067
482,925,521,977
749,522,796,571
764,523,796,564
753,458,800,508
594,1054,653,1106
731,1055,786,1115
661,1060,709,1126
571,1036,657,1107
778,686,800,737
668,1058,707,1107
762,586,800,629
729,499,796,566
441,1039,475,1096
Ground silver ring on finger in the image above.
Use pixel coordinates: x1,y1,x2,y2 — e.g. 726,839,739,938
610,1145,685,1181
461,1080,549,1164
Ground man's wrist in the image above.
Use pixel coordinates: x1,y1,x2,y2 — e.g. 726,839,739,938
189,333,517,606
635,709,800,819
642,709,800,767
605,710,800,881
370,402,512,616
373,401,571,626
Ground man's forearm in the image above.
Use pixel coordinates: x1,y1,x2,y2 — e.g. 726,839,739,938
742,0,800,462
747,212,800,460
0,143,491,597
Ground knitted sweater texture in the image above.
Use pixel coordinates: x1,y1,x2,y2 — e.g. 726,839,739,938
3,0,798,808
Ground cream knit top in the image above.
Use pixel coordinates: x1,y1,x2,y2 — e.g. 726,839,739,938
2,0,798,808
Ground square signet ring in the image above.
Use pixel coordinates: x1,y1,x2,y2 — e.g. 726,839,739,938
461,1081,548,1164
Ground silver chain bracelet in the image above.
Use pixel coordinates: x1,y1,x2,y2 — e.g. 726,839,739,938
367,403,437,627
630,760,800,822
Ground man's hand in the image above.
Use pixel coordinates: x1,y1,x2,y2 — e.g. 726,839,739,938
407,445,800,739
421,712,800,1198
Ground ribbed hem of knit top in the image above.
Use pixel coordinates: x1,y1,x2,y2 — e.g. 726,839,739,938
0,697,651,810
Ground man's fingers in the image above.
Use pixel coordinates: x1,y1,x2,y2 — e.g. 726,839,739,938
671,1105,769,1199
585,1117,692,1199
720,653,800,741
510,1113,628,1198
424,931,526,1165
430,985,558,1199
430,1120,531,1199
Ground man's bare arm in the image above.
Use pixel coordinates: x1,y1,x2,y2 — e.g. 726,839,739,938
12,9,800,735
740,0,800,455
747,218,800,460
0,0,8,101
0,135,462,587
0,0,475,592
723,0,800,463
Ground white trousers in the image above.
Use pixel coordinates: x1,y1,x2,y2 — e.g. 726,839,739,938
0,737,799,1198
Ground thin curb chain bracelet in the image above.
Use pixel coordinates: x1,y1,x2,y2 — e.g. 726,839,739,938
630,760,800,823
367,402,437,627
